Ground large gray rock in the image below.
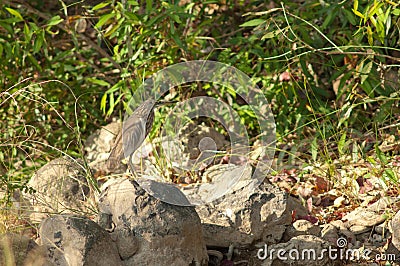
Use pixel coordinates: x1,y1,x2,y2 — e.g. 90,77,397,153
39,215,122,266
97,178,208,265
283,219,321,242
342,207,386,228
196,182,307,248
24,157,94,223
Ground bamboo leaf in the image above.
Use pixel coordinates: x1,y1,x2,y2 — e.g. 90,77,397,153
96,13,115,28
5,7,23,21
47,15,64,26
311,137,318,161
338,132,347,156
240,19,265,27
93,2,111,10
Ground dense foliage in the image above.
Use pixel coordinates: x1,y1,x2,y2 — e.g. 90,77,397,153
0,0,399,200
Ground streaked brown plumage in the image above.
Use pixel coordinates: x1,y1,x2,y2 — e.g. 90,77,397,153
106,99,155,170
106,99,175,170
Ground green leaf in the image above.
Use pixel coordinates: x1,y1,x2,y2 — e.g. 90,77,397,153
352,9,364,19
352,0,365,20
120,70,131,78
262,29,281,39
27,53,42,71
311,137,318,161
0,22,12,33
338,102,353,128
375,20,385,43
354,0,359,12
375,145,388,164
92,2,111,10
343,9,357,25
104,23,120,37
107,93,115,116
360,61,372,84
124,12,139,22
132,45,143,61
240,19,265,27
47,15,64,26
299,59,313,79
33,31,44,53
370,15,377,27
106,82,123,94
321,10,335,30
338,132,347,156
29,22,39,31
5,7,23,21
95,13,115,28
88,78,110,87
360,79,374,97
171,30,184,49
385,8,392,35
170,19,175,34
368,2,384,18
384,169,397,184
240,107,256,118
146,0,153,13
23,23,31,42
171,14,182,24
100,94,108,113
367,26,373,45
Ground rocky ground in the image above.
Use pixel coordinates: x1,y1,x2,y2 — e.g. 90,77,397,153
1,122,400,266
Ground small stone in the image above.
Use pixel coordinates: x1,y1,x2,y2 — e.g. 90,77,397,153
330,220,346,230
342,208,385,227
283,219,321,241
292,220,320,234
349,225,371,234
369,197,397,212
371,233,383,244
333,196,347,207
